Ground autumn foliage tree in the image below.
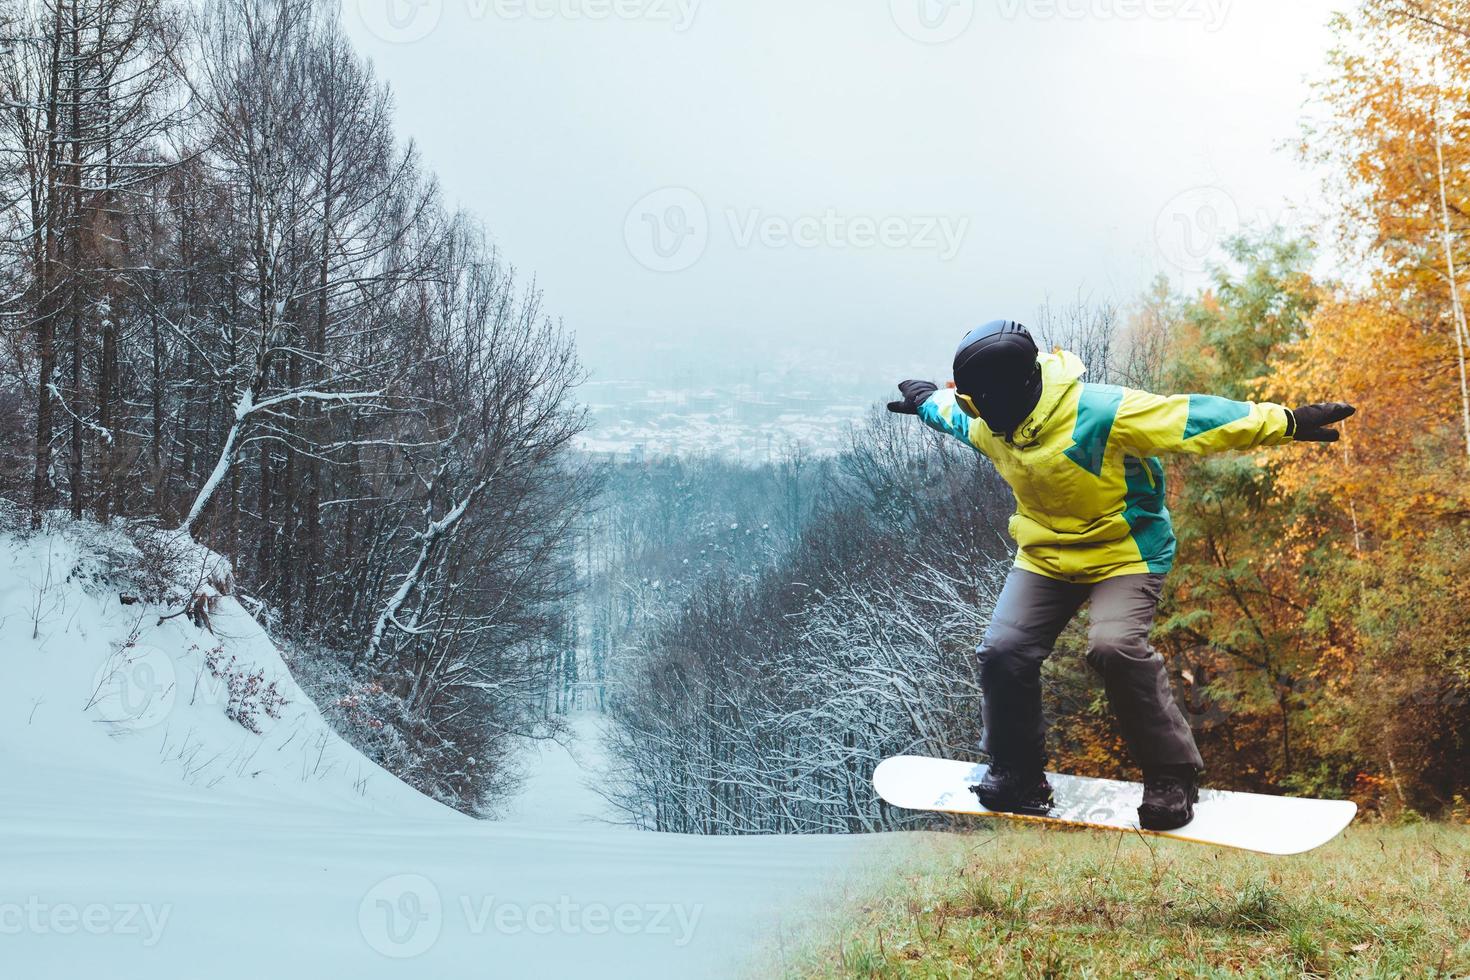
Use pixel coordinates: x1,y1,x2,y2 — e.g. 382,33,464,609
1106,0,1470,812
1263,0,1470,811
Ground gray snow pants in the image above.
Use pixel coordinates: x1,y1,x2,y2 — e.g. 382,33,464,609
978,567,1203,774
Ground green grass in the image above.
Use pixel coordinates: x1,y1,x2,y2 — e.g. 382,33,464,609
784,821,1470,979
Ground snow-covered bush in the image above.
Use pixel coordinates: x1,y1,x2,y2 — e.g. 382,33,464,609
41,517,238,630
200,645,289,734
283,640,520,815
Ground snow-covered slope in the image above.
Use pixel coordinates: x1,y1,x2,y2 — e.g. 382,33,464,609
0,517,899,978
0,517,448,818
498,712,622,828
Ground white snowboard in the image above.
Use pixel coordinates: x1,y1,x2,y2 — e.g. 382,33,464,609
873,755,1356,855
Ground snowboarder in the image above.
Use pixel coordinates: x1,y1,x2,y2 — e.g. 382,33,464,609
887,320,1354,830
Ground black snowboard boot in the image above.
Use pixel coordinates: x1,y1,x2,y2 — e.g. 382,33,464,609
1138,765,1201,831
970,764,1053,816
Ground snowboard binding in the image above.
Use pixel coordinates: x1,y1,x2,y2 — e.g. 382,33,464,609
969,764,1054,817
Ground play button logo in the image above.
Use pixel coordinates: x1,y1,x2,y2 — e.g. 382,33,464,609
352,0,443,44
889,0,976,44
359,875,443,958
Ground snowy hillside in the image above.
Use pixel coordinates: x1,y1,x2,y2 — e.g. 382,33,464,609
0,515,448,818
0,516,897,978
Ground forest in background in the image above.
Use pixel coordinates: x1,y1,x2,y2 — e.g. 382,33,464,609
0,0,594,811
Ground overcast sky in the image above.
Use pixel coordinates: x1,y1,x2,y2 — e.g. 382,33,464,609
339,0,1339,385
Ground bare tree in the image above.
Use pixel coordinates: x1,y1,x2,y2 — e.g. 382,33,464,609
0,0,183,524
177,0,433,546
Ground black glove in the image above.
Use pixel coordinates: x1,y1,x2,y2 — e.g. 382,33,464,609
1285,402,1356,442
886,380,938,415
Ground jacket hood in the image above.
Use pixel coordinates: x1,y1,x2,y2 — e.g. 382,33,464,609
1009,349,1086,447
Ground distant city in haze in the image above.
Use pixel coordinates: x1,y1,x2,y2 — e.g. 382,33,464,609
576,345,892,461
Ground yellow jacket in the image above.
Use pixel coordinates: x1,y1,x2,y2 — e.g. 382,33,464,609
918,349,1293,583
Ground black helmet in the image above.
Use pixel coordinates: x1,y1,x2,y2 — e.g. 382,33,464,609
953,320,1042,435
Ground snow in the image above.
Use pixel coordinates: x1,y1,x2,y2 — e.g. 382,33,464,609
499,713,622,829
0,518,901,977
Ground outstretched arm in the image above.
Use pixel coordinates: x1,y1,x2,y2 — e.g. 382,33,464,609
888,380,985,452
1112,388,1355,456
